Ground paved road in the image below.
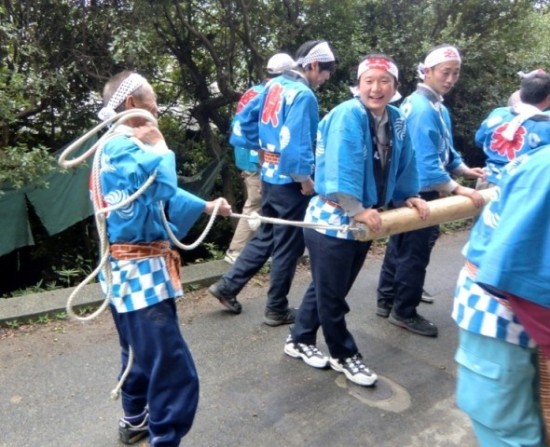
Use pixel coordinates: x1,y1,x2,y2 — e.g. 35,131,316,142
0,231,477,447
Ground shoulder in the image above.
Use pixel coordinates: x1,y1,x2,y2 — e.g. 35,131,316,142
401,93,432,117
322,99,365,124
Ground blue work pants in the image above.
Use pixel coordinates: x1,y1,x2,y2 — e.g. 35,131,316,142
111,300,199,446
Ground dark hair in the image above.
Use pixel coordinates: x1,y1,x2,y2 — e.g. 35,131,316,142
295,39,336,73
520,72,550,105
356,53,399,86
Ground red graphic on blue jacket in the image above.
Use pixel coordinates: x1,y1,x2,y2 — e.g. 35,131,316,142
490,123,526,160
236,87,261,113
261,83,284,127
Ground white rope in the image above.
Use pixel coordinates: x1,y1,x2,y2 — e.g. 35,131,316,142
160,198,223,251
230,211,368,237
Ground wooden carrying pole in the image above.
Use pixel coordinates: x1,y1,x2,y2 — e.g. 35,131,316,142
355,188,497,242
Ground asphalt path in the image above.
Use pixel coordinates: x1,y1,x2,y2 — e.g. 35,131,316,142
0,231,478,447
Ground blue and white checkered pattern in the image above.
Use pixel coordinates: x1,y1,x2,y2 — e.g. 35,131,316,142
452,266,534,348
260,161,292,184
305,195,355,240
100,256,182,313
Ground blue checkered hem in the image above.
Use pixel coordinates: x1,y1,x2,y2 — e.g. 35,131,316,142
452,266,534,348
100,257,182,313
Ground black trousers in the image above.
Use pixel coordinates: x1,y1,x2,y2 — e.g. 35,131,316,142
377,191,440,318
291,228,372,359
222,181,309,313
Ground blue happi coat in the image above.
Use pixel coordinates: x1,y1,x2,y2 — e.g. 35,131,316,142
466,144,550,307
232,83,265,171
475,106,550,184
400,85,463,191
229,71,317,185
99,126,205,243
306,98,419,240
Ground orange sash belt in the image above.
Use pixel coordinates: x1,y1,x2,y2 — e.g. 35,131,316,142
261,151,280,164
110,241,181,290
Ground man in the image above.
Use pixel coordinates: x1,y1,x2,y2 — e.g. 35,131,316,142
95,71,231,445
284,54,428,386
475,70,550,187
453,144,550,446
376,45,485,337
225,53,295,264
209,40,336,326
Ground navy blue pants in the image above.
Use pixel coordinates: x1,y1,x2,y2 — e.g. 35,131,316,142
377,191,440,318
222,181,309,313
110,300,199,447
292,228,372,359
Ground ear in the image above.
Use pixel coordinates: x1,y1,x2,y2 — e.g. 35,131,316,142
310,60,320,73
124,95,136,109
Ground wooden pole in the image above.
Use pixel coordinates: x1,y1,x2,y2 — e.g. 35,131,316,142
355,188,497,241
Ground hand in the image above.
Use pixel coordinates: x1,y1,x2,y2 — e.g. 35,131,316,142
300,178,315,196
133,122,165,146
205,198,232,216
463,167,485,180
354,208,382,233
405,197,430,220
454,186,485,208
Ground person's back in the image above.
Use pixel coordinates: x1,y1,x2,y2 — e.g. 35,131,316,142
256,73,318,185
225,53,295,264
475,71,550,186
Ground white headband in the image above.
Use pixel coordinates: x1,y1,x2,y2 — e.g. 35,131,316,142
357,57,399,81
296,41,335,67
98,73,148,121
417,46,461,80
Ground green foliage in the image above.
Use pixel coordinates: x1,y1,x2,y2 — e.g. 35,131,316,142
0,145,54,191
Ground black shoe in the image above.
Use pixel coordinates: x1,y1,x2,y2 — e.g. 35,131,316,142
388,312,438,337
421,288,434,304
263,308,297,326
119,413,149,445
208,280,242,314
376,300,393,318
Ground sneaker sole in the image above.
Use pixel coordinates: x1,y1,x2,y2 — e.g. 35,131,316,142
263,317,293,327
420,295,435,304
329,359,378,386
388,314,438,337
376,308,391,318
119,428,148,445
208,286,242,314
284,344,329,369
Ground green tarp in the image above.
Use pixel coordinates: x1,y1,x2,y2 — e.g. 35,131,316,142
0,136,96,257
0,135,225,257
0,189,35,255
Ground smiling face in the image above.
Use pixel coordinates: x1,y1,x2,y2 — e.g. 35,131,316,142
423,61,461,96
358,68,397,115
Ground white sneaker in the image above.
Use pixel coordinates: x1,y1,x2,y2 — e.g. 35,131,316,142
284,335,329,369
329,353,377,386
224,250,240,264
